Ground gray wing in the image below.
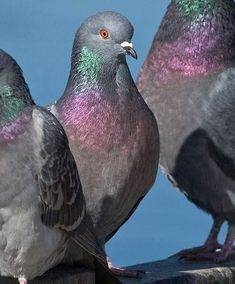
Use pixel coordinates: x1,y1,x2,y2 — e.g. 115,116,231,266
32,107,121,283
33,106,108,267
203,67,235,178
34,106,85,231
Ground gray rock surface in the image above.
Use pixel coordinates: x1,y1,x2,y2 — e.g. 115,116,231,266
120,256,235,284
0,265,95,284
2,256,235,283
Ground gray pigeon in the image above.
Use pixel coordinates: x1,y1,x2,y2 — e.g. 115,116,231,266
0,49,120,284
49,11,159,276
137,0,235,262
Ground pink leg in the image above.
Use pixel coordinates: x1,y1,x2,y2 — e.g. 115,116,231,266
215,224,235,262
106,257,145,278
177,217,223,259
186,223,235,262
18,276,27,284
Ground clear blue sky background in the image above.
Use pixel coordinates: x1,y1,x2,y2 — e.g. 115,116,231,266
1,0,227,267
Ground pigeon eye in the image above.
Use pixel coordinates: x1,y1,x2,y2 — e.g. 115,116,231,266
100,29,109,39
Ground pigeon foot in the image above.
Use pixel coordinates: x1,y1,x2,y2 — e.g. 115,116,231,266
107,257,145,278
183,248,235,262
18,276,27,284
183,224,235,263
176,241,222,259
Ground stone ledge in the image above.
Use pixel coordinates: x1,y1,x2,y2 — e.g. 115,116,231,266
120,256,235,284
0,265,95,284
2,256,235,283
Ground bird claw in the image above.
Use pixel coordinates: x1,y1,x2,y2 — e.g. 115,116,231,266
106,256,145,278
110,266,145,278
174,242,222,260
181,248,235,263
182,252,216,262
18,276,27,284
176,247,208,258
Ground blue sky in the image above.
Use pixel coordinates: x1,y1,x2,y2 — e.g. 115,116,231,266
1,0,227,267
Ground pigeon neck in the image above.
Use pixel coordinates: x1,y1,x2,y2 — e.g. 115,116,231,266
66,46,117,94
116,60,136,92
0,80,33,127
150,0,235,85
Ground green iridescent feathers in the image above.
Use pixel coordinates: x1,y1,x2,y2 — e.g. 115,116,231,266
175,0,214,16
76,47,101,87
0,85,28,125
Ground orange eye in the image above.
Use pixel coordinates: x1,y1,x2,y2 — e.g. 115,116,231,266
100,28,109,39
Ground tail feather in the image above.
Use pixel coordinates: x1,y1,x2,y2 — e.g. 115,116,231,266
94,259,121,284
71,214,121,283
72,214,106,265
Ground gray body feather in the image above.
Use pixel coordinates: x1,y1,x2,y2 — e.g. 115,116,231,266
0,49,120,283
137,0,235,254
51,11,159,245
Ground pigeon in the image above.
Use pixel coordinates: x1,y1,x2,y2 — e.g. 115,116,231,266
49,11,159,276
0,49,120,284
137,0,235,262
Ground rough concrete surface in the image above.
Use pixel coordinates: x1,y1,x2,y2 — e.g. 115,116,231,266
0,265,95,284
2,256,235,283
120,256,235,284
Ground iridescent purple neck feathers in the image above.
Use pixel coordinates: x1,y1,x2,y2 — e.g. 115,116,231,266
0,50,35,143
55,61,139,152
57,90,133,152
0,110,31,143
139,0,235,86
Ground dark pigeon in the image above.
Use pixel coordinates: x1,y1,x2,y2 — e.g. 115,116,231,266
137,0,235,262
49,11,159,276
0,49,120,284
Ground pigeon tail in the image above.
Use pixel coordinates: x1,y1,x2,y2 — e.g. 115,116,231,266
71,214,120,282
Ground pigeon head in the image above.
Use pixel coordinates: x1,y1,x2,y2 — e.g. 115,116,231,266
0,49,32,100
74,11,137,61
60,11,138,95
0,49,21,80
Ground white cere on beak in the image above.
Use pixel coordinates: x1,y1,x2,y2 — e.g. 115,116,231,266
120,41,133,48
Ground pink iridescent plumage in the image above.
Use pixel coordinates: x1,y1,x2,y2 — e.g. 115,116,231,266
0,112,31,143
139,2,235,88
57,89,142,152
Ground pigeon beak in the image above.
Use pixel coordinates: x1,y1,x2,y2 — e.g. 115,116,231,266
120,41,137,59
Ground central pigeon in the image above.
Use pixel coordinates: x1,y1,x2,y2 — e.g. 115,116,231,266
137,0,235,262
49,11,159,276
0,49,120,284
